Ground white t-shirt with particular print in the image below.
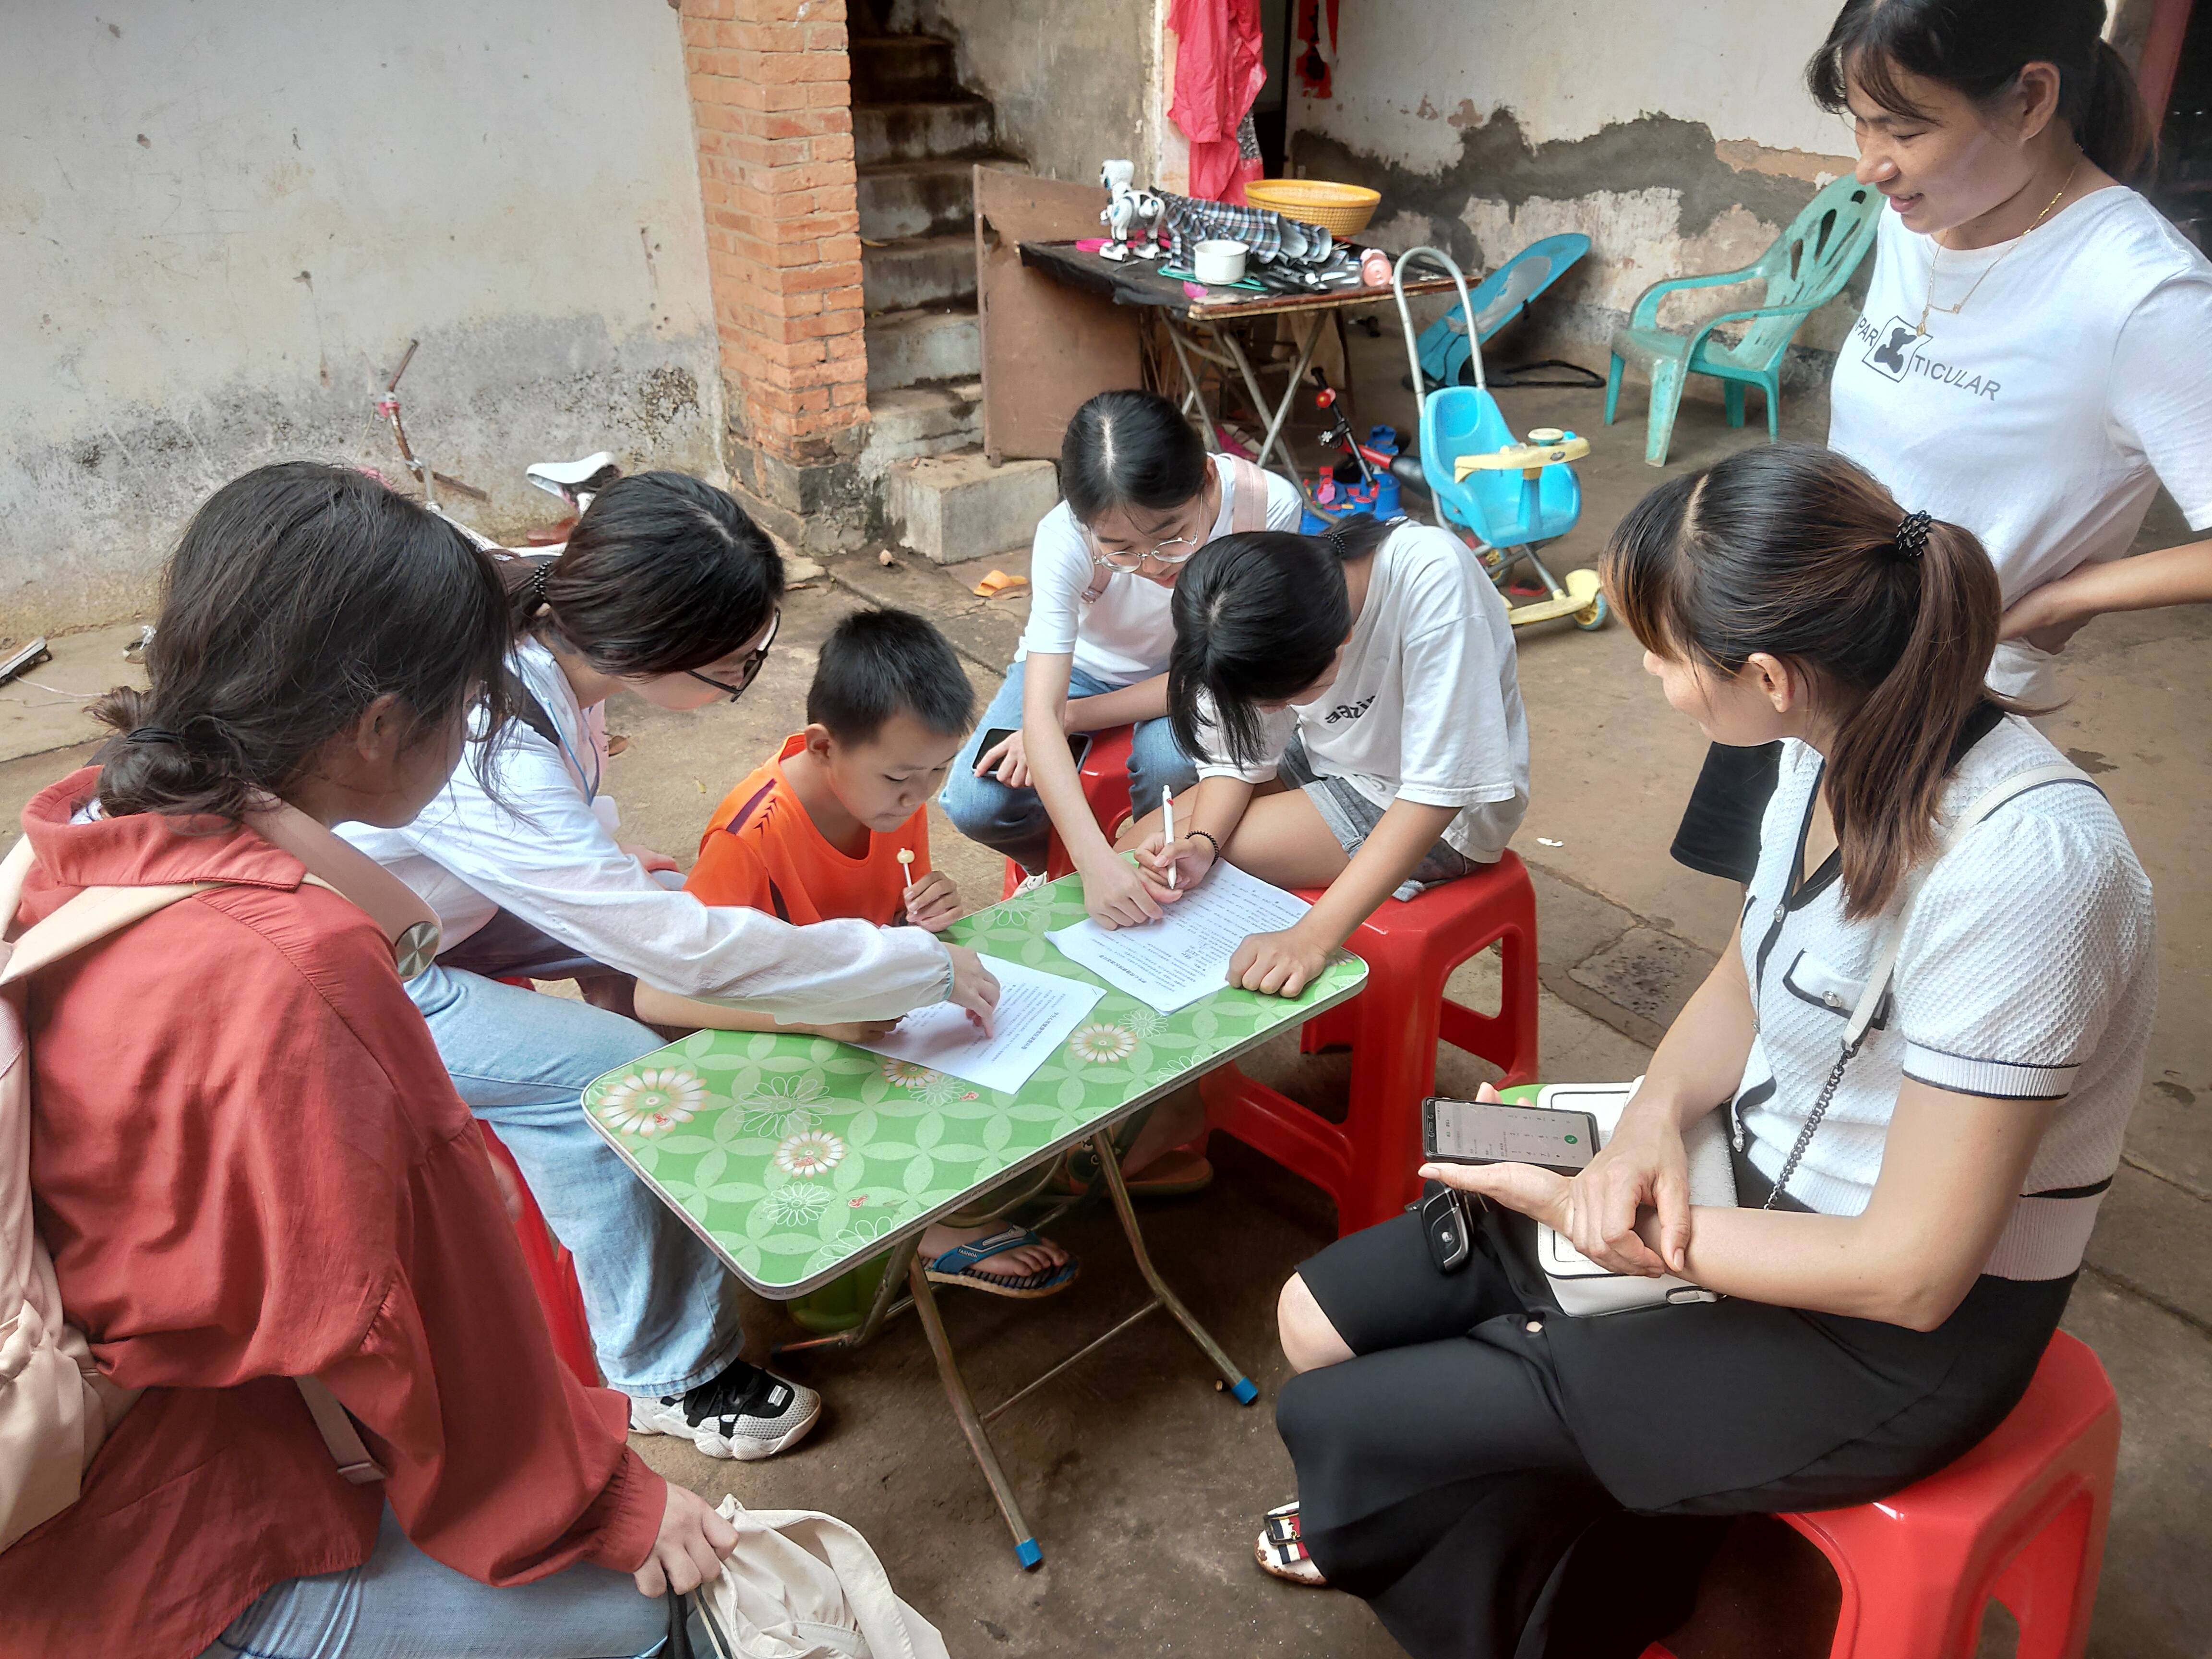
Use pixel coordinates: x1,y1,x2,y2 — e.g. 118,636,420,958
1193,521,1531,864
1829,188,2212,700
1017,454,1304,688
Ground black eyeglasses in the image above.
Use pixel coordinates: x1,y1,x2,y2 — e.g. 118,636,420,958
685,610,780,700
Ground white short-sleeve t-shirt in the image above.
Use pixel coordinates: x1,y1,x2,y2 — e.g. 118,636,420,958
1192,522,1530,863
1017,454,1303,687
1829,188,2212,700
1731,713,2155,1281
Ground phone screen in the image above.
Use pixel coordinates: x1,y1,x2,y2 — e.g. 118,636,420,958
1426,1099,1598,1173
979,727,1093,769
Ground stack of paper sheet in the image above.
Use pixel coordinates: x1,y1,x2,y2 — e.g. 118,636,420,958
1046,861,1313,1013
855,955,1104,1094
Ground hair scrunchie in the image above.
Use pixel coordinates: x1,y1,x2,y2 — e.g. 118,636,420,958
528,561,553,608
1894,509,1933,561
124,726,185,746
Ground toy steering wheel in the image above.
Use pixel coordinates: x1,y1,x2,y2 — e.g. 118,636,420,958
1453,427,1590,482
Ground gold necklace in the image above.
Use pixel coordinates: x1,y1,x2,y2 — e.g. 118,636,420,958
1916,160,2080,337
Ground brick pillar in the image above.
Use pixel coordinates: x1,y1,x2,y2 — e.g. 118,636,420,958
681,0,874,553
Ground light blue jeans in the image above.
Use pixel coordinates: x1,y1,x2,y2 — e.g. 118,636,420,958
939,659,1199,871
196,1505,703,1659
407,964,745,1399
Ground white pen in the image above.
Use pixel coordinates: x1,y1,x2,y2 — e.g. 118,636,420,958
1162,787,1178,890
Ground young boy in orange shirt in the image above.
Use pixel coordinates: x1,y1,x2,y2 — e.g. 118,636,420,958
637,607,1076,1297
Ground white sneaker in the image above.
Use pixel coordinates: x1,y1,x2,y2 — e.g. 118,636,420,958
629,1360,821,1461
1012,870,1048,897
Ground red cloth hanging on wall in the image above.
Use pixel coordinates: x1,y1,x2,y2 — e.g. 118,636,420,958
1168,0,1267,204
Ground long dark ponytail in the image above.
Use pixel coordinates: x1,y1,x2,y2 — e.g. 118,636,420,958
1808,0,2155,182
1602,445,2006,919
506,471,783,678
91,462,511,822
1167,515,1399,768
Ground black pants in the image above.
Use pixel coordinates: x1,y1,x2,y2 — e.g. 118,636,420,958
1670,741,1782,884
1279,1209,2071,1659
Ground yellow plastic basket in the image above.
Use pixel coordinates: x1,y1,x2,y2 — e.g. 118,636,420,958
1242,179,1382,238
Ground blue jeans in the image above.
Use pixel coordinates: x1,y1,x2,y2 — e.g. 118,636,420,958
196,1506,699,1659
939,660,1199,871
407,964,745,1398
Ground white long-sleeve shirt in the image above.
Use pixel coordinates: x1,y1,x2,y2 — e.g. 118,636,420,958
341,638,953,1024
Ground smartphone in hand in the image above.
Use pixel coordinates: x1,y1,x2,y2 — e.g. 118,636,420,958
1422,1095,1600,1178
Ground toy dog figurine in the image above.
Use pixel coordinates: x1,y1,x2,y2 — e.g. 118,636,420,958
1098,160,1166,262
1100,159,1137,261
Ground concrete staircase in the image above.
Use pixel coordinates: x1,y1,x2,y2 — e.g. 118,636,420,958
853,31,1059,564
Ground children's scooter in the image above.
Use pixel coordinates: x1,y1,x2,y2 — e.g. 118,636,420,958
375,338,622,554
1388,250,1607,631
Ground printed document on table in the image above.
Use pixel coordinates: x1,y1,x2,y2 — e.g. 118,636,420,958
854,954,1104,1095
1046,860,1313,1013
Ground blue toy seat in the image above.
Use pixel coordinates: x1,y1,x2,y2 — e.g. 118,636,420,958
1419,385,1583,551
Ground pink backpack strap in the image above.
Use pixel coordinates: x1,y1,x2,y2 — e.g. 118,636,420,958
1225,455,1274,534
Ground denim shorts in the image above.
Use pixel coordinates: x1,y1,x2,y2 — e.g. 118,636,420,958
1277,735,1480,896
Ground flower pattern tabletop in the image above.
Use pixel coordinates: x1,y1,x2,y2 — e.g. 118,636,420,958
583,873,1367,1296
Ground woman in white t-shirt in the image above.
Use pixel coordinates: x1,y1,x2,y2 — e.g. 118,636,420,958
941,389,1301,927
1137,515,1529,999
1671,0,2212,887
1256,445,2153,1659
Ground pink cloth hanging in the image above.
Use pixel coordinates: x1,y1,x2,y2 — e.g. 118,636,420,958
1168,0,1266,204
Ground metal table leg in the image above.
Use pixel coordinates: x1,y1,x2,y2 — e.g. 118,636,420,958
907,1253,1045,1570
769,1233,920,1360
1217,321,1324,485
1161,319,1217,440
1088,1129,1259,1405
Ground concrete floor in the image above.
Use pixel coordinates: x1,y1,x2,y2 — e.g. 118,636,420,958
2,345,2204,1657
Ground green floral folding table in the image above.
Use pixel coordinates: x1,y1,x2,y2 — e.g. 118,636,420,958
584,873,1366,1568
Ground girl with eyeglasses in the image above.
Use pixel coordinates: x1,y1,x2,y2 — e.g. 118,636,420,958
942,389,1302,931
344,470,1001,1465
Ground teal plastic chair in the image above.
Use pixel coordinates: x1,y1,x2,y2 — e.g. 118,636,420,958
1606,175,1879,466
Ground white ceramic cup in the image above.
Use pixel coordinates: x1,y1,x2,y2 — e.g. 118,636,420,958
1193,239,1249,285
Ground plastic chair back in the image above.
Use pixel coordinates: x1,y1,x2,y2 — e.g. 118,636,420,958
1719,177,1880,372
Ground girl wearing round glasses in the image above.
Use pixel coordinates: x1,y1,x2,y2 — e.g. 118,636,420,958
343,471,1000,1464
942,389,1301,930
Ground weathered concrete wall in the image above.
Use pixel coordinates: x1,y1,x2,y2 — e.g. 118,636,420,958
887,0,1156,187
1289,1,1866,391
1,2,722,638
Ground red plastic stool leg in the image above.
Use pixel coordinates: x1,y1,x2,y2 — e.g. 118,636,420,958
1335,953,1446,1231
477,1121,600,1388
1993,1493,2099,1659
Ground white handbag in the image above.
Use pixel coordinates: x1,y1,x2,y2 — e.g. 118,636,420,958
691,1495,950,1659
1533,1082,1738,1317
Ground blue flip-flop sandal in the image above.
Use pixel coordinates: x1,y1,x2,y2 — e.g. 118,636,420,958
923,1225,1080,1299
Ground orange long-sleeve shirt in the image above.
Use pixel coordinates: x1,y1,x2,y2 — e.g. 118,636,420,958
0,770,663,1658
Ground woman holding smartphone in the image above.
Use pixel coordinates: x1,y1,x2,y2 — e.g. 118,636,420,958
1253,446,2154,1659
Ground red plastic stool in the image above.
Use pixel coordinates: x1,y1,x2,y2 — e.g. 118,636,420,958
476,1119,601,1389
999,725,1140,897
1201,852,1540,1235
1778,1331,2119,1659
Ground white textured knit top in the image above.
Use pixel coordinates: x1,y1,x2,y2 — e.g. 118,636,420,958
1731,712,2155,1280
